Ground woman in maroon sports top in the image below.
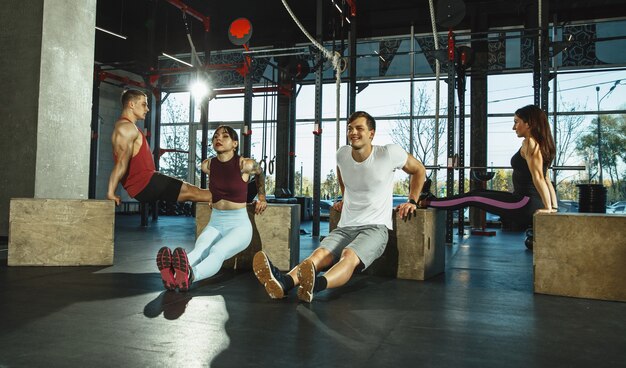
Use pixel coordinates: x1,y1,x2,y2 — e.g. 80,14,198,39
156,125,267,291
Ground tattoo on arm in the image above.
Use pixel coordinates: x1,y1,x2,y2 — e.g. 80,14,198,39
256,171,266,197
251,160,262,175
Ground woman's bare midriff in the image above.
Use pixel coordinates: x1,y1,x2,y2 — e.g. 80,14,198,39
212,199,247,210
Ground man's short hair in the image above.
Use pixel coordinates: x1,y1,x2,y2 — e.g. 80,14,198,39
348,111,376,131
121,89,147,107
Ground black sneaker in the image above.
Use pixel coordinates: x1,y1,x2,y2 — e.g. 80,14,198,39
253,251,287,299
524,228,534,250
418,178,436,206
422,177,432,194
297,259,316,303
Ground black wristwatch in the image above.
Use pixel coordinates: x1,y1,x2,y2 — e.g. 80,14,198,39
408,199,418,206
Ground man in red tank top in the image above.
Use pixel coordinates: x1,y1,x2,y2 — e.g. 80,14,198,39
107,89,213,205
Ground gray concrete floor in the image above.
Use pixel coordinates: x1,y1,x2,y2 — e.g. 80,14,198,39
1,215,625,367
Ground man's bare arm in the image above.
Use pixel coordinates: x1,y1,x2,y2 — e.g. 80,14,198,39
402,154,426,202
397,154,426,218
333,167,345,212
337,166,345,197
107,124,138,205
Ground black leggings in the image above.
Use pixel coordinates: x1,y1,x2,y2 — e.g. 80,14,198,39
423,189,542,227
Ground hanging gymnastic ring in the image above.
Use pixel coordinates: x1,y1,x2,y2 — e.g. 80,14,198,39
269,158,275,175
259,157,267,176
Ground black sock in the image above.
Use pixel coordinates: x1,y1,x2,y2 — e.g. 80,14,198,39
283,275,294,291
313,276,327,292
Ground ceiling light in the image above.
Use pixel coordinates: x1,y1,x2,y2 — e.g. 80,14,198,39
162,53,193,67
95,26,127,40
191,80,210,101
374,50,386,62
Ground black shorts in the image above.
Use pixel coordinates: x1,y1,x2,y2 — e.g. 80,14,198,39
133,172,183,203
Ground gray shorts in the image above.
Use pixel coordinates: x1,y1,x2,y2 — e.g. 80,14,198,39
319,225,389,270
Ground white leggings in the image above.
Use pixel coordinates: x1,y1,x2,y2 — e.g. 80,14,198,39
187,208,252,282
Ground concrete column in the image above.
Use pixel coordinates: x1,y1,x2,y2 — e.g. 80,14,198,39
0,0,96,236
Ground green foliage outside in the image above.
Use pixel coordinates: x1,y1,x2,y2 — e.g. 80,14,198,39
576,113,626,202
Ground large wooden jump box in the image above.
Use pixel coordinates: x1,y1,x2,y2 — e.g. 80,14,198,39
196,203,300,271
8,198,115,266
534,212,626,302
330,208,446,280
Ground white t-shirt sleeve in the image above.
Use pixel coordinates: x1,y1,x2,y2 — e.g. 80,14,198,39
385,144,409,170
336,145,350,174
336,145,351,162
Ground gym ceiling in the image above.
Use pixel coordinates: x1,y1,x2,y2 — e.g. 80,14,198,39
95,0,626,74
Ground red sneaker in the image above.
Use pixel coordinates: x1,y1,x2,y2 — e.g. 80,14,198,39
172,247,193,292
156,247,176,291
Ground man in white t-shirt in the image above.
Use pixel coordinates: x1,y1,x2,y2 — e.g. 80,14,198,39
253,111,427,302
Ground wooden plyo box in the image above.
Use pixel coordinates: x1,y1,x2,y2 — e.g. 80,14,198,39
330,207,445,280
8,198,115,266
534,212,626,302
196,203,300,271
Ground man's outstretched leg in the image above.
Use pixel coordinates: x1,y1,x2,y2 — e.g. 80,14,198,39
297,248,361,303
253,248,333,300
295,225,388,302
253,251,292,299
177,182,212,203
